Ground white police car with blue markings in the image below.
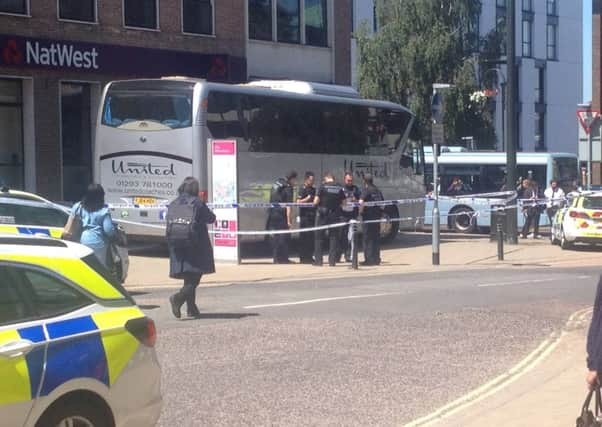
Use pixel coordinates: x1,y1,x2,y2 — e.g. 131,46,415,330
0,234,161,427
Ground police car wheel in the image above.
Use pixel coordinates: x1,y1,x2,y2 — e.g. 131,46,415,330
37,397,112,427
560,231,572,250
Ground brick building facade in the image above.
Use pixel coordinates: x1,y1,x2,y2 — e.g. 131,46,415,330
0,0,351,201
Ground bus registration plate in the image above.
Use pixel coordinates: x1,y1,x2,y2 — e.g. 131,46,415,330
134,197,156,205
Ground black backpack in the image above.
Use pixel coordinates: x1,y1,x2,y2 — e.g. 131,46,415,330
166,199,199,248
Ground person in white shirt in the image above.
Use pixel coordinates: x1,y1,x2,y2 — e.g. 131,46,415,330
544,179,565,224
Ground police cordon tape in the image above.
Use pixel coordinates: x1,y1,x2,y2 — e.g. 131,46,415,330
105,191,518,211
111,208,492,236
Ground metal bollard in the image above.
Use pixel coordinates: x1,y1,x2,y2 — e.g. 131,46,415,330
497,223,504,261
350,219,359,270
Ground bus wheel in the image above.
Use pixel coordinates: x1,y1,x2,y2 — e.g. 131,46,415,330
451,207,476,233
380,206,400,244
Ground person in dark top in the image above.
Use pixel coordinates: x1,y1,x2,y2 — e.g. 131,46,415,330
267,171,297,264
297,171,316,264
168,177,216,319
313,173,345,267
359,173,384,266
587,277,602,389
339,172,361,263
520,179,542,239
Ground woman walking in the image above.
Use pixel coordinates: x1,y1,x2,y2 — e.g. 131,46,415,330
167,177,216,319
71,184,116,267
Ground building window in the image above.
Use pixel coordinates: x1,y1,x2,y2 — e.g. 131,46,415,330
305,0,327,47
522,18,532,57
61,83,92,202
521,0,532,12
249,0,273,41
547,23,557,60
535,112,545,150
182,0,213,35
277,0,300,43
0,0,28,15
124,0,158,29
58,0,96,22
496,0,505,6
534,67,545,104
496,6,506,56
373,2,378,33
547,0,557,16
0,79,23,190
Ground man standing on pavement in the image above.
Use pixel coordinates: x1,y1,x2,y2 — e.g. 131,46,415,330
266,171,297,264
339,172,361,263
297,171,316,264
520,178,540,239
313,173,345,267
544,179,565,224
359,173,384,266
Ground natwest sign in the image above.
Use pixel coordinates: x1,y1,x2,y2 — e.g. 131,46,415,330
26,40,99,70
0,33,236,80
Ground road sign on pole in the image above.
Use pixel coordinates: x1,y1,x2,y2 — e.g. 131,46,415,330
432,123,444,146
577,109,601,134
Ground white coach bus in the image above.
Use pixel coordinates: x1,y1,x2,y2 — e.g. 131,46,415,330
94,78,426,241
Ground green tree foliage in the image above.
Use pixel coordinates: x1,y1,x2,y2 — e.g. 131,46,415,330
357,0,498,148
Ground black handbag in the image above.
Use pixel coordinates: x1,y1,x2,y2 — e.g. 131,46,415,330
577,385,602,427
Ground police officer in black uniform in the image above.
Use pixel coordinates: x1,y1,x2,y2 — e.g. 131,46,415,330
313,173,345,267
297,171,316,264
339,172,361,263
359,173,384,266
266,171,297,264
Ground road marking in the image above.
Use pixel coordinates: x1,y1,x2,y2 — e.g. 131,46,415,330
243,292,401,309
578,275,593,279
403,306,592,427
477,278,557,288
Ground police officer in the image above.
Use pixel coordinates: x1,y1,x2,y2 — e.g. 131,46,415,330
297,171,316,264
359,173,384,266
266,171,297,264
339,172,361,262
313,173,345,267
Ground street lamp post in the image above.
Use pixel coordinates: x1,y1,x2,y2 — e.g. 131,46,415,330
505,0,518,244
431,83,454,266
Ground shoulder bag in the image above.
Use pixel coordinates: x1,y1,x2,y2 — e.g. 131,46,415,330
61,205,83,242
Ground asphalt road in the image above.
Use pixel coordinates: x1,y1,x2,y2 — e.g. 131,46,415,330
132,266,600,427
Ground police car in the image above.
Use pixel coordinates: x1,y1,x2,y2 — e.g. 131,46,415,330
550,192,602,249
0,188,128,282
0,235,161,427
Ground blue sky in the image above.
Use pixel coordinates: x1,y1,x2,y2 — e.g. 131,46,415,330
584,0,592,102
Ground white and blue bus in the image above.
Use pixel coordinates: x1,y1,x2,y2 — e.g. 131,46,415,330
423,149,579,232
94,78,426,241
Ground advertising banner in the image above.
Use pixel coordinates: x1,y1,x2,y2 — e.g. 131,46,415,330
210,140,239,263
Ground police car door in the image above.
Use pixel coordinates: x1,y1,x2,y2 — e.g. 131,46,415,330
0,263,47,427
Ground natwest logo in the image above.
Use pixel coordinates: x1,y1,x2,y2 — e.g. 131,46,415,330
2,39,23,65
26,41,99,70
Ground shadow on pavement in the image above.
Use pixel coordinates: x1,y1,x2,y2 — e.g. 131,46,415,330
138,304,161,310
180,313,260,320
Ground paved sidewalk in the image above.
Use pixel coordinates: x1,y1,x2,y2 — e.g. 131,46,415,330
125,232,602,288
427,310,593,427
